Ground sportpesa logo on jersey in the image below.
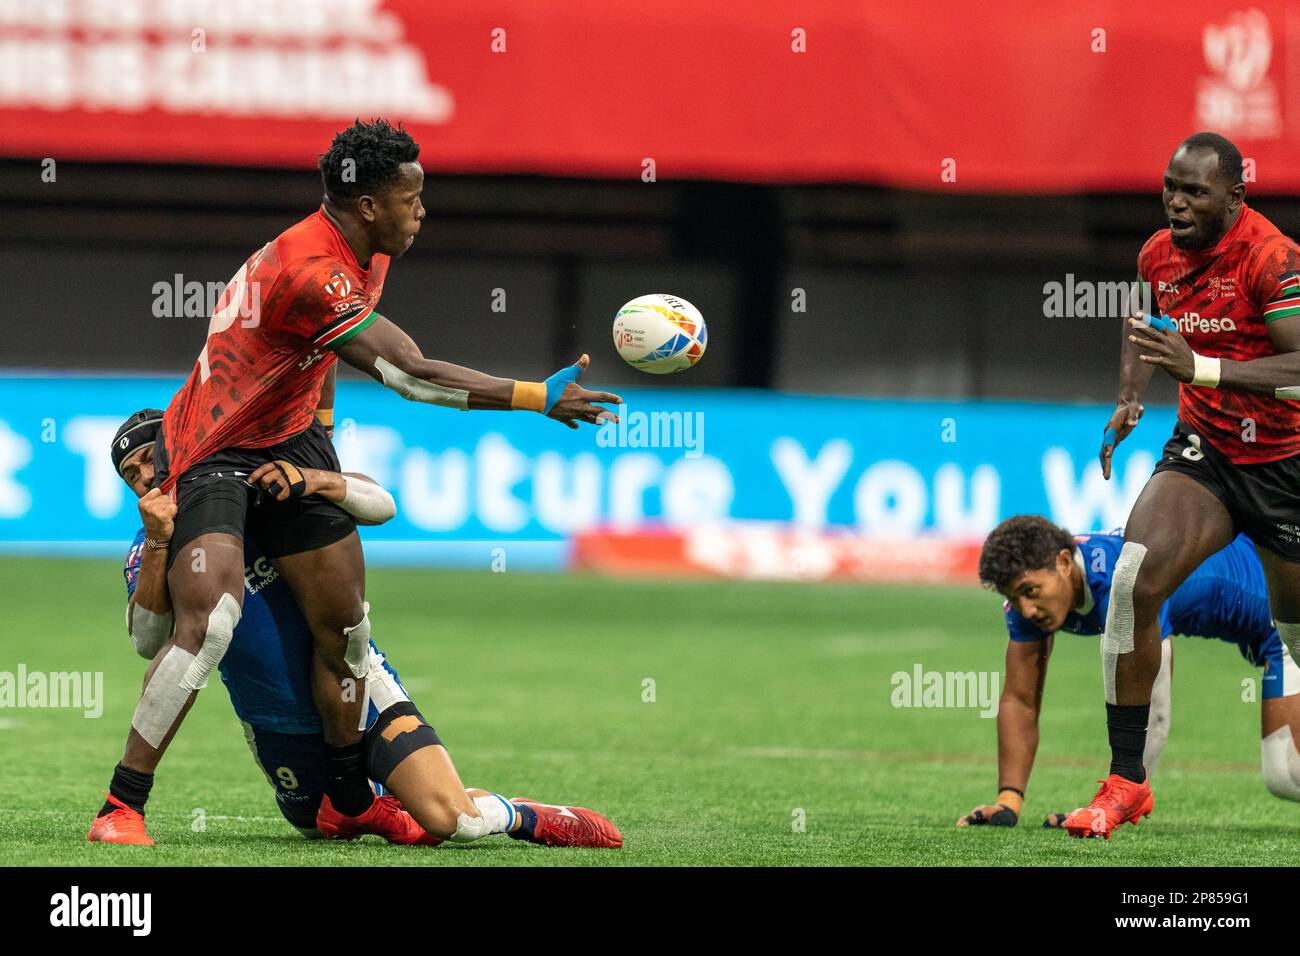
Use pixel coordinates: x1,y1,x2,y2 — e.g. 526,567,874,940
1170,312,1237,334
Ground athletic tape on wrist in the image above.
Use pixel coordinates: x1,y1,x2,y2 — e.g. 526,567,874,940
510,380,547,412
1190,353,1221,388
996,789,1024,816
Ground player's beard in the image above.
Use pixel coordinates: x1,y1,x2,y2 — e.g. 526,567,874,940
1171,208,1228,251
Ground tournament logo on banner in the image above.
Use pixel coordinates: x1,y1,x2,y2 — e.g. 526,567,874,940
1197,8,1282,139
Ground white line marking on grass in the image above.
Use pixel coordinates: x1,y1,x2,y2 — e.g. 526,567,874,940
0,718,20,730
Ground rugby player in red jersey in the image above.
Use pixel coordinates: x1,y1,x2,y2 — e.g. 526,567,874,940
89,119,622,846
1065,132,1300,838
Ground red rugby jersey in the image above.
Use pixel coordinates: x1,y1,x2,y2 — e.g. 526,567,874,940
160,210,388,488
1138,203,1300,464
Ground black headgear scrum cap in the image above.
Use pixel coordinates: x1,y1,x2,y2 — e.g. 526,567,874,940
111,409,164,479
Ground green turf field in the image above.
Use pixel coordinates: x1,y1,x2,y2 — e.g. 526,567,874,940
2,556,1294,866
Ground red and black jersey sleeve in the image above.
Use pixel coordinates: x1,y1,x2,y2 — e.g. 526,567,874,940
269,258,379,351
1244,234,1300,323
1135,230,1166,284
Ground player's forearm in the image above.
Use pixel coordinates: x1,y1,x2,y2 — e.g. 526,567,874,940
1215,352,1300,399
336,315,558,413
401,356,517,410
995,695,1040,794
308,470,395,525
1117,318,1157,403
131,546,172,616
126,545,173,659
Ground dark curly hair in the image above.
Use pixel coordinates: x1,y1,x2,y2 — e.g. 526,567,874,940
319,118,420,200
978,515,1076,591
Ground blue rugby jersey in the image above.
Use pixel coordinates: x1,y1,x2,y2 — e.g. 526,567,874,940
124,528,403,733
1004,532,1276,667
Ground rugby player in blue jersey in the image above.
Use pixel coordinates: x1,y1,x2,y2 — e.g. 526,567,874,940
93,408,621,850
956,515,1300,832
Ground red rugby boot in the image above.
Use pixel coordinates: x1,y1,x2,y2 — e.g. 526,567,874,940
508,797,623,849
317,794,442,846
1061,775,1154,840
87,793,154,846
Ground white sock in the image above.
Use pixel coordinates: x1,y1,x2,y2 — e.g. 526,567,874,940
471,793,516,835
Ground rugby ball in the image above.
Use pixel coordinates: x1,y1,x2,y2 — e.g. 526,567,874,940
612,293,707,374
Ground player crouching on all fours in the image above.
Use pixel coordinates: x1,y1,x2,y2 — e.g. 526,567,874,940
89,409,622,850
955,515,1300,835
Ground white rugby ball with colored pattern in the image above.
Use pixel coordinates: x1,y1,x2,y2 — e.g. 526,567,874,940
612,293,707,374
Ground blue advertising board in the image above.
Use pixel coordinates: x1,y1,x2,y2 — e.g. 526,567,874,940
0,375,1176,568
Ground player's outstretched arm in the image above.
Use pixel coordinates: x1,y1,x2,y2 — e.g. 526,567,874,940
332,314,621,428
956,637,1051,828
1101,277,1155,480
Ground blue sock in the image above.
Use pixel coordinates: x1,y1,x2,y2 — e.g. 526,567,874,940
508,802,538,840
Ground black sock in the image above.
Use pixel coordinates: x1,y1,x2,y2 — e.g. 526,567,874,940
100,763,154,817
1106,702,1149,783
325,741,374,817
508,802,538,841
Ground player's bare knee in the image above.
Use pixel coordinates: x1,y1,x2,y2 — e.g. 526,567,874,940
1129,570,1171,624
169,614,207,654
180,593,241,690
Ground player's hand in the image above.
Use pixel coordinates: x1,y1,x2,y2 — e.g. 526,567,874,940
138,487,177,541
1099,400,1144,480
1129,317,1194,384
246,460,324,500
955,803,1019,827
545,354,623,429
1042,812,1068,829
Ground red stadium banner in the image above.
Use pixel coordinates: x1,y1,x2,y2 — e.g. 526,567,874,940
570,526,984,586
3,1,1300,191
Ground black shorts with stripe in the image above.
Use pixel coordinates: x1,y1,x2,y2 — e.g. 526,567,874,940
154,422,356,568
1153,420,1300,562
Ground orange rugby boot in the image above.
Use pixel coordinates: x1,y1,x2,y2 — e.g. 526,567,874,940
508,797,623,849
316,794,442,846
1061,774,1154,840
87,793,154,846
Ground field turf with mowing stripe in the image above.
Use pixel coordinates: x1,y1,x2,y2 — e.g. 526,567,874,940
1,556,1293,866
